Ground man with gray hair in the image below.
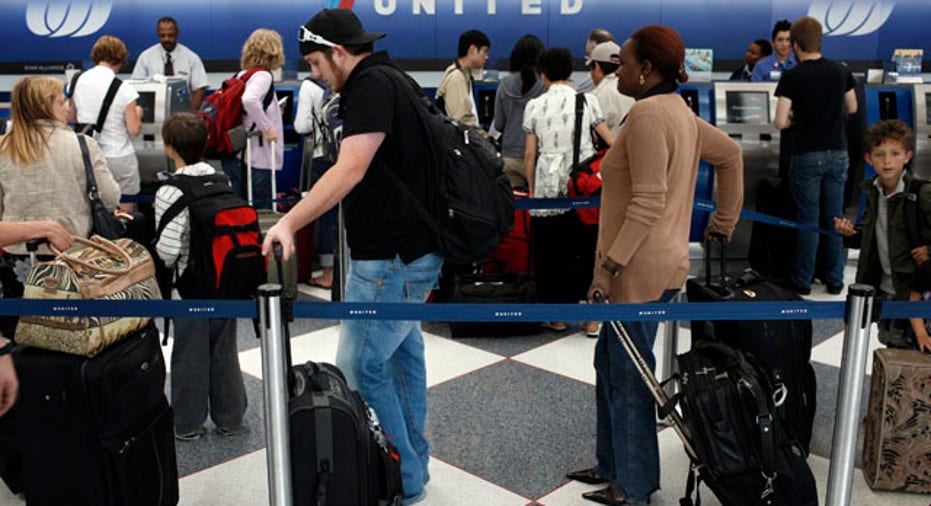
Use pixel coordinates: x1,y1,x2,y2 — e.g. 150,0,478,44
576,28,615,93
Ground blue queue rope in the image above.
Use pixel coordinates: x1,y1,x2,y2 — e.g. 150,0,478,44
3,298,931,322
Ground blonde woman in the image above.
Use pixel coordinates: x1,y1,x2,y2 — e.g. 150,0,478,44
221,28,285,206
70,35,143,209
0,76,120,336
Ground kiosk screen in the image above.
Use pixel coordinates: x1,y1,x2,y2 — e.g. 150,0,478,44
725,91,769,125
137,91,156,124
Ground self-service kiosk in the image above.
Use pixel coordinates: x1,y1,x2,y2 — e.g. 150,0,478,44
864,84,915,130
713,81,780,257
126,79,191,186
679,83,715,242
911,84,931,179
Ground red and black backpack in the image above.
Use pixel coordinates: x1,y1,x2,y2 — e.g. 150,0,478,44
197,67,274,158
156,173,266,299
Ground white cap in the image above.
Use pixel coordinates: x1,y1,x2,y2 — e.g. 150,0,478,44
587,41,621,66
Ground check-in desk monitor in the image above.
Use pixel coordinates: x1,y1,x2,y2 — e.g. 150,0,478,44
713,82,780,257
126,79,191,186
913,84,931,179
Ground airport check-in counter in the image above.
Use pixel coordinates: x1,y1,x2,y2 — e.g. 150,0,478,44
713,81,780,258
911,84,931,179
126,79,192,190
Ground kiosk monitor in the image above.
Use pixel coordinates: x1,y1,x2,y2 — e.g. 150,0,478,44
725,90,770,125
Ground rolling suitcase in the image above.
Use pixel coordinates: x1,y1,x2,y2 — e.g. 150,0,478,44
686,238,817,453
13,321,178,506
266,245,404,505
599,303,817,506
862,348,931,493
748,177,796,280
448,260,538,337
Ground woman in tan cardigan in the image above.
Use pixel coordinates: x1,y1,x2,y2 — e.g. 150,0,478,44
566,26,744,505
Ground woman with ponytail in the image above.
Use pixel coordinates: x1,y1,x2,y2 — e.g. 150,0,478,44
493,34,545,189
566,25,744,505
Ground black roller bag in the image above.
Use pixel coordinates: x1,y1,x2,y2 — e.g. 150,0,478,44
448,260,538,337
13,322,178,506
268,246,403,505
686,239,817,454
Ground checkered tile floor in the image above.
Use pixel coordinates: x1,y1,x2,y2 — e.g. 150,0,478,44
4,261,930,505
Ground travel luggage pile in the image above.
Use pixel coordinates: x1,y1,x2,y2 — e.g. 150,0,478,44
14,321,178,506
600,308,818,505
862,348,931,493
686,238,817,452
266,245,404,505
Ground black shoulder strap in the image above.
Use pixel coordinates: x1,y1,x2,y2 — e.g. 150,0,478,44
905,178,927,250
95,77,123,133
76,134,99,199
572,93,585,169
67,70,83,99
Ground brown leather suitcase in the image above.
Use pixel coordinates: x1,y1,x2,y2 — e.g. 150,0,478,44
862,348,931,493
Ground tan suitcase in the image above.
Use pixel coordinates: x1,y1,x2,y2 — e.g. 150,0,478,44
862,348,931,493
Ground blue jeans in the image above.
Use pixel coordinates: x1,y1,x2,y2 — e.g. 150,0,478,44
594,289,678,503
335,253,442,501
788,150,848,289
221,157,273,210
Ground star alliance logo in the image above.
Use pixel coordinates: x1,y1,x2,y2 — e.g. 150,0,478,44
809,0,895,36
26,0,113,38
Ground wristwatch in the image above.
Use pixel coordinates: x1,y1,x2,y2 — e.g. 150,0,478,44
0,338,14,357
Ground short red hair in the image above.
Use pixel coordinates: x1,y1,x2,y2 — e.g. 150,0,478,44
630,25,688,84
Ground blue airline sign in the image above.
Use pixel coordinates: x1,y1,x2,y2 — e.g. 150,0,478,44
3,0,928,69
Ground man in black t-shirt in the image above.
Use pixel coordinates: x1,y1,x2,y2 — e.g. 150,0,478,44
774,15,857,296
262,9,439,503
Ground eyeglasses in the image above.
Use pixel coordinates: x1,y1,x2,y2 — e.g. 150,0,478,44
298,26,336,47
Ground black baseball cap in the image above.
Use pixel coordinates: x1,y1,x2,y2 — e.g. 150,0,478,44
299,9,385,55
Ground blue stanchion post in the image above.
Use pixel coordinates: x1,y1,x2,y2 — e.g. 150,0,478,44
825,284,875,506
258,283,292,506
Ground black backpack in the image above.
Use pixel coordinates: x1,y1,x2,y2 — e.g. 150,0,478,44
372,66,514,265
675,340,818,506
155,173,266,299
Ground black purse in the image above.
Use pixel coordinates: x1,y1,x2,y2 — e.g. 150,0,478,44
76,134,124,240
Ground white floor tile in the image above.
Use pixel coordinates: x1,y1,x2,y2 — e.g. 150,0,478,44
238,326,504,388
419,457,530,506
811,324,884,374
512,323,691,387
179,449,268,505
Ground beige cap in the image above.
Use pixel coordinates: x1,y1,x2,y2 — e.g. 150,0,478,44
588,41,621,65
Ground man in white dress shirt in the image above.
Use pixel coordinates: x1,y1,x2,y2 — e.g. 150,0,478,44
589,41,633,136
132,17,209,110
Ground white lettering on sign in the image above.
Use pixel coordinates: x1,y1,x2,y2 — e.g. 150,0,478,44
378,0,580,15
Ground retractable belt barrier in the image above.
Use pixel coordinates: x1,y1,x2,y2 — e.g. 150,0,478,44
2,298,931,322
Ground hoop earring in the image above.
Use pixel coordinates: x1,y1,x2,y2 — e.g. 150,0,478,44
639,74,645,86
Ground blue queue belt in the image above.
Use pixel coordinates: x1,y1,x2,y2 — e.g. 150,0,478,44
1,298,931,322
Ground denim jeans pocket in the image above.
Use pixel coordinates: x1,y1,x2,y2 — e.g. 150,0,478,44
404,254,442,302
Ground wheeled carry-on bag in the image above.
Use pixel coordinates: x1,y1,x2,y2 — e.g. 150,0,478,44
862,348,931,493
598,295,818,506
265,245,404,505
686,237,817,454
14,321,178,506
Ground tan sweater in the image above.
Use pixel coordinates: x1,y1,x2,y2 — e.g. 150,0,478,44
597,93,743,303
0,121,121,254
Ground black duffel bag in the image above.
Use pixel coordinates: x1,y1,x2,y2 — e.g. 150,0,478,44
448,261,538,338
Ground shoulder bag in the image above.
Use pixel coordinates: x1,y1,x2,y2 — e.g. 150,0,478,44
77,134,124,239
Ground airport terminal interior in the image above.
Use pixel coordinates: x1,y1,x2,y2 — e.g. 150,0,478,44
2,9,931,505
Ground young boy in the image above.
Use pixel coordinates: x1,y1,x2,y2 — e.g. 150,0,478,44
155,113,247,440
835,119,931,349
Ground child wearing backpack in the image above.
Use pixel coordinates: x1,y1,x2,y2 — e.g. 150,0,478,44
155,113,248,441
834,119,931,349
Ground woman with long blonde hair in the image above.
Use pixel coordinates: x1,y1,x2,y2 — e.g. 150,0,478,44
221,28,285,206
0,76,120,336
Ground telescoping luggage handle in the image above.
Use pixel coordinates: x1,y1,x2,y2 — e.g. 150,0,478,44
703,232,729,289
592,292,699,463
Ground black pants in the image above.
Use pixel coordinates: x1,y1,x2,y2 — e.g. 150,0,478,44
531,211,597,304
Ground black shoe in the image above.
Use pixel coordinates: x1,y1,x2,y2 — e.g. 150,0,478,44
566,467,609,484
827,284,844,295
782,280,811,296
582,486,628,505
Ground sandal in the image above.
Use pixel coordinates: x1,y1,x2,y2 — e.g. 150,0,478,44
307,276,332,289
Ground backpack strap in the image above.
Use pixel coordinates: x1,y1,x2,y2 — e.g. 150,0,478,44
94,77,123,134
905,178,927,250
66,70,83,99
572,93,585,170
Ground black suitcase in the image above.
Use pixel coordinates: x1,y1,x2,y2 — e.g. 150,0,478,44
749,177,797,281
268,245,404,505
448,261,538,337
289,361,404,505
686,240,817,453
13,322,178,506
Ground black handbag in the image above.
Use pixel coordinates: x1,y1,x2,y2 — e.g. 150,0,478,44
77,134,124,240
448,260,538,337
